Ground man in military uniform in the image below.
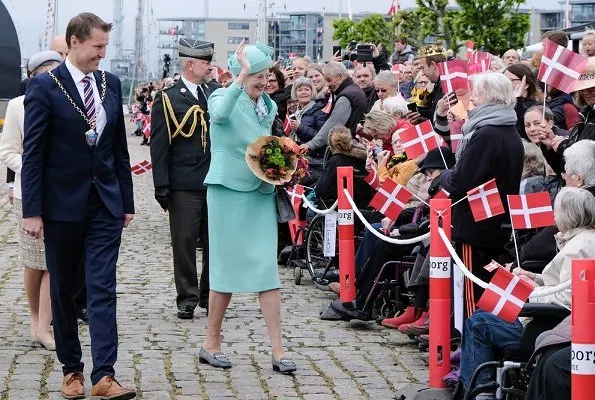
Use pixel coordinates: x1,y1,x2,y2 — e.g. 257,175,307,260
150,38,220,319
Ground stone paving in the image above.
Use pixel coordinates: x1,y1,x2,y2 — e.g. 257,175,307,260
0,124,428,399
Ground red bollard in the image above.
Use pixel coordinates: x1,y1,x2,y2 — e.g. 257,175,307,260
429,199,452,388
571,259,595,400
337,166,356,302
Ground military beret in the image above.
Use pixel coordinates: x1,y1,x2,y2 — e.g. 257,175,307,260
178,38,214,61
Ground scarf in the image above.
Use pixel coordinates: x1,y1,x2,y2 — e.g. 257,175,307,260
295,100,316,122
456,103,517,159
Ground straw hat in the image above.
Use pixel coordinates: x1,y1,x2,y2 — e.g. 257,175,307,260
573,56,595,91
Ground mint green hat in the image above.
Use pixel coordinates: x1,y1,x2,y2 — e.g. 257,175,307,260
228,43,274,76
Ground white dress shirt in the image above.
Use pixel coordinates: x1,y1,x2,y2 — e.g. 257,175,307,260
181,75,207,101
65,57,107,141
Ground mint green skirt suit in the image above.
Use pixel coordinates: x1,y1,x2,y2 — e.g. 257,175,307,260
204,82,280,293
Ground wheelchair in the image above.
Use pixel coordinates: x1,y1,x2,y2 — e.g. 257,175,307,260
459,303,570,400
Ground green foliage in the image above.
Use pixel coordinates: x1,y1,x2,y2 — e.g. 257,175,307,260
333,14,394,50
392,0,457,49
451,0,530,56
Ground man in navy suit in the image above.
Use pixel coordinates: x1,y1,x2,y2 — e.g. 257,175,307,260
21,13,136,400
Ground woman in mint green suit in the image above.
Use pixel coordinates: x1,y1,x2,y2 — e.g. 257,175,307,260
199,41,296,374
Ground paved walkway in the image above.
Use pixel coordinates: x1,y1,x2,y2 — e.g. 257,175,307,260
0,126,428,399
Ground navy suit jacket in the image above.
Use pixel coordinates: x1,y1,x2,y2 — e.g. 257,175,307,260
21,62,134,222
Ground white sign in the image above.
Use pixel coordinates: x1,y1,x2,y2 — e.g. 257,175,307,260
572,343,595,375
337,209,354,226
429,257,451,279
324,211,338,257
454,264,464,334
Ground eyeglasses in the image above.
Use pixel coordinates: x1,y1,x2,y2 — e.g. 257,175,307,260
417,81,429,86
376,88,389,93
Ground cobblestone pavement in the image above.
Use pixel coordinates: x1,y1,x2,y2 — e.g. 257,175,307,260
0,124,428,399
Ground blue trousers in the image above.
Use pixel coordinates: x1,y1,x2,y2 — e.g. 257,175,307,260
44,190,123,384
460,310,523,388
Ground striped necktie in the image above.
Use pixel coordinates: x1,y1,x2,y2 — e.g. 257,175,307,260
82,76,96,127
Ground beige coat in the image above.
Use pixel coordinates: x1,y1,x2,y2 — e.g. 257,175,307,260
529,227,595,307
0,96,24,199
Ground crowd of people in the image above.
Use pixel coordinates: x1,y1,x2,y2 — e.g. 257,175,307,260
2,7,595,399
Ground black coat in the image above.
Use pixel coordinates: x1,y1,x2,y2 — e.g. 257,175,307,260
315,154,374,210
554,106,595,173
440,123,524,249
150,79,220,191
295,100,329,158
514,97,538,140
547,93,575,130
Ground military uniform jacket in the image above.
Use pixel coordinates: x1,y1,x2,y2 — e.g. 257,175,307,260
150,79,220,191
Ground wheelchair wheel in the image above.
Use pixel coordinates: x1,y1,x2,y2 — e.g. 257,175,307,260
294,266,302,285
305,214,336,278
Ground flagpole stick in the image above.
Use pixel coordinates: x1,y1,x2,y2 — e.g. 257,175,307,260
507,197,522,265
451,194,469,207
542,82,547,121
436,138,449,169
410,192,430,207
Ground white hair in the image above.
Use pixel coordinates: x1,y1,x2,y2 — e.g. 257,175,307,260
323,61,349,78
375,71,397,88
554,186,595,233
381,95,409,117
471,72,516,107
291,77,318,101
564,140,595,186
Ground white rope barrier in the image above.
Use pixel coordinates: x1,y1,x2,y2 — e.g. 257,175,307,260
438,227,488,289
301,195,338,214
343,189,431,245
437,227,571,298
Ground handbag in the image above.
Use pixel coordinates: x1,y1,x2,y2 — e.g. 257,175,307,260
276,187,296,223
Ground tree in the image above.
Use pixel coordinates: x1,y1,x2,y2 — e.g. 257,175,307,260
451,0,530,56
415,0,457,48
332,14,393,50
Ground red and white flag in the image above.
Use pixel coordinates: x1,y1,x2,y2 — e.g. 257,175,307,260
391,63,401,81
538,39,589,94
468,51,491,75
364,167,381,190
465,40,475,60
282,114,292,135
433,188,450,200
484,259,503,273
168,26,177,35
142,115,151,138
508,192,555,230
286,184,304,210
467,178,505,222
388,0,399,16
131,160,152,175
449,119,464,153
369,179,413,220
438,59,469,94
321,95,333,114
400,120,440,159
476,267,534,323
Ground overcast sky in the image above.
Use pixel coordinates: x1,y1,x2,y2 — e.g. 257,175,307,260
3,0,563,70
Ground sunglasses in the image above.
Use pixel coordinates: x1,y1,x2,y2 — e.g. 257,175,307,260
375,88,389,93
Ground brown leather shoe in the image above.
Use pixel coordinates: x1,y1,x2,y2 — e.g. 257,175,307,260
90,376,136,400
61,372,85,399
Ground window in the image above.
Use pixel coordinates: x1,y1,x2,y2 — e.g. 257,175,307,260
228,22,250,30
228,37,249,44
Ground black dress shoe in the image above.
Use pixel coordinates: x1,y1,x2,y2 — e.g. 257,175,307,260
177,306,194,319
330,300,373,321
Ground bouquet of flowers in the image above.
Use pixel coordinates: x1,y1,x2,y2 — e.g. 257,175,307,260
245,136,309,187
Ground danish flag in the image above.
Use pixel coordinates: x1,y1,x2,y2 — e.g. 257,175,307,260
438,59,469,94
168,27,177,35
484,259,503,273
388,0,399,16
467,179,505,222
286,184,304,210
449,119,464,153
476,267,534,323
538,39,588,94
465,41,475,59
433,188,450,200
507,192,555,229
392,63,401,81
142,115,151,138
468,51,491,75
131,160,153,175
282,114,292,135
321,95,333,114
369,179,413,220
364,166,381,190
400,120,440,159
